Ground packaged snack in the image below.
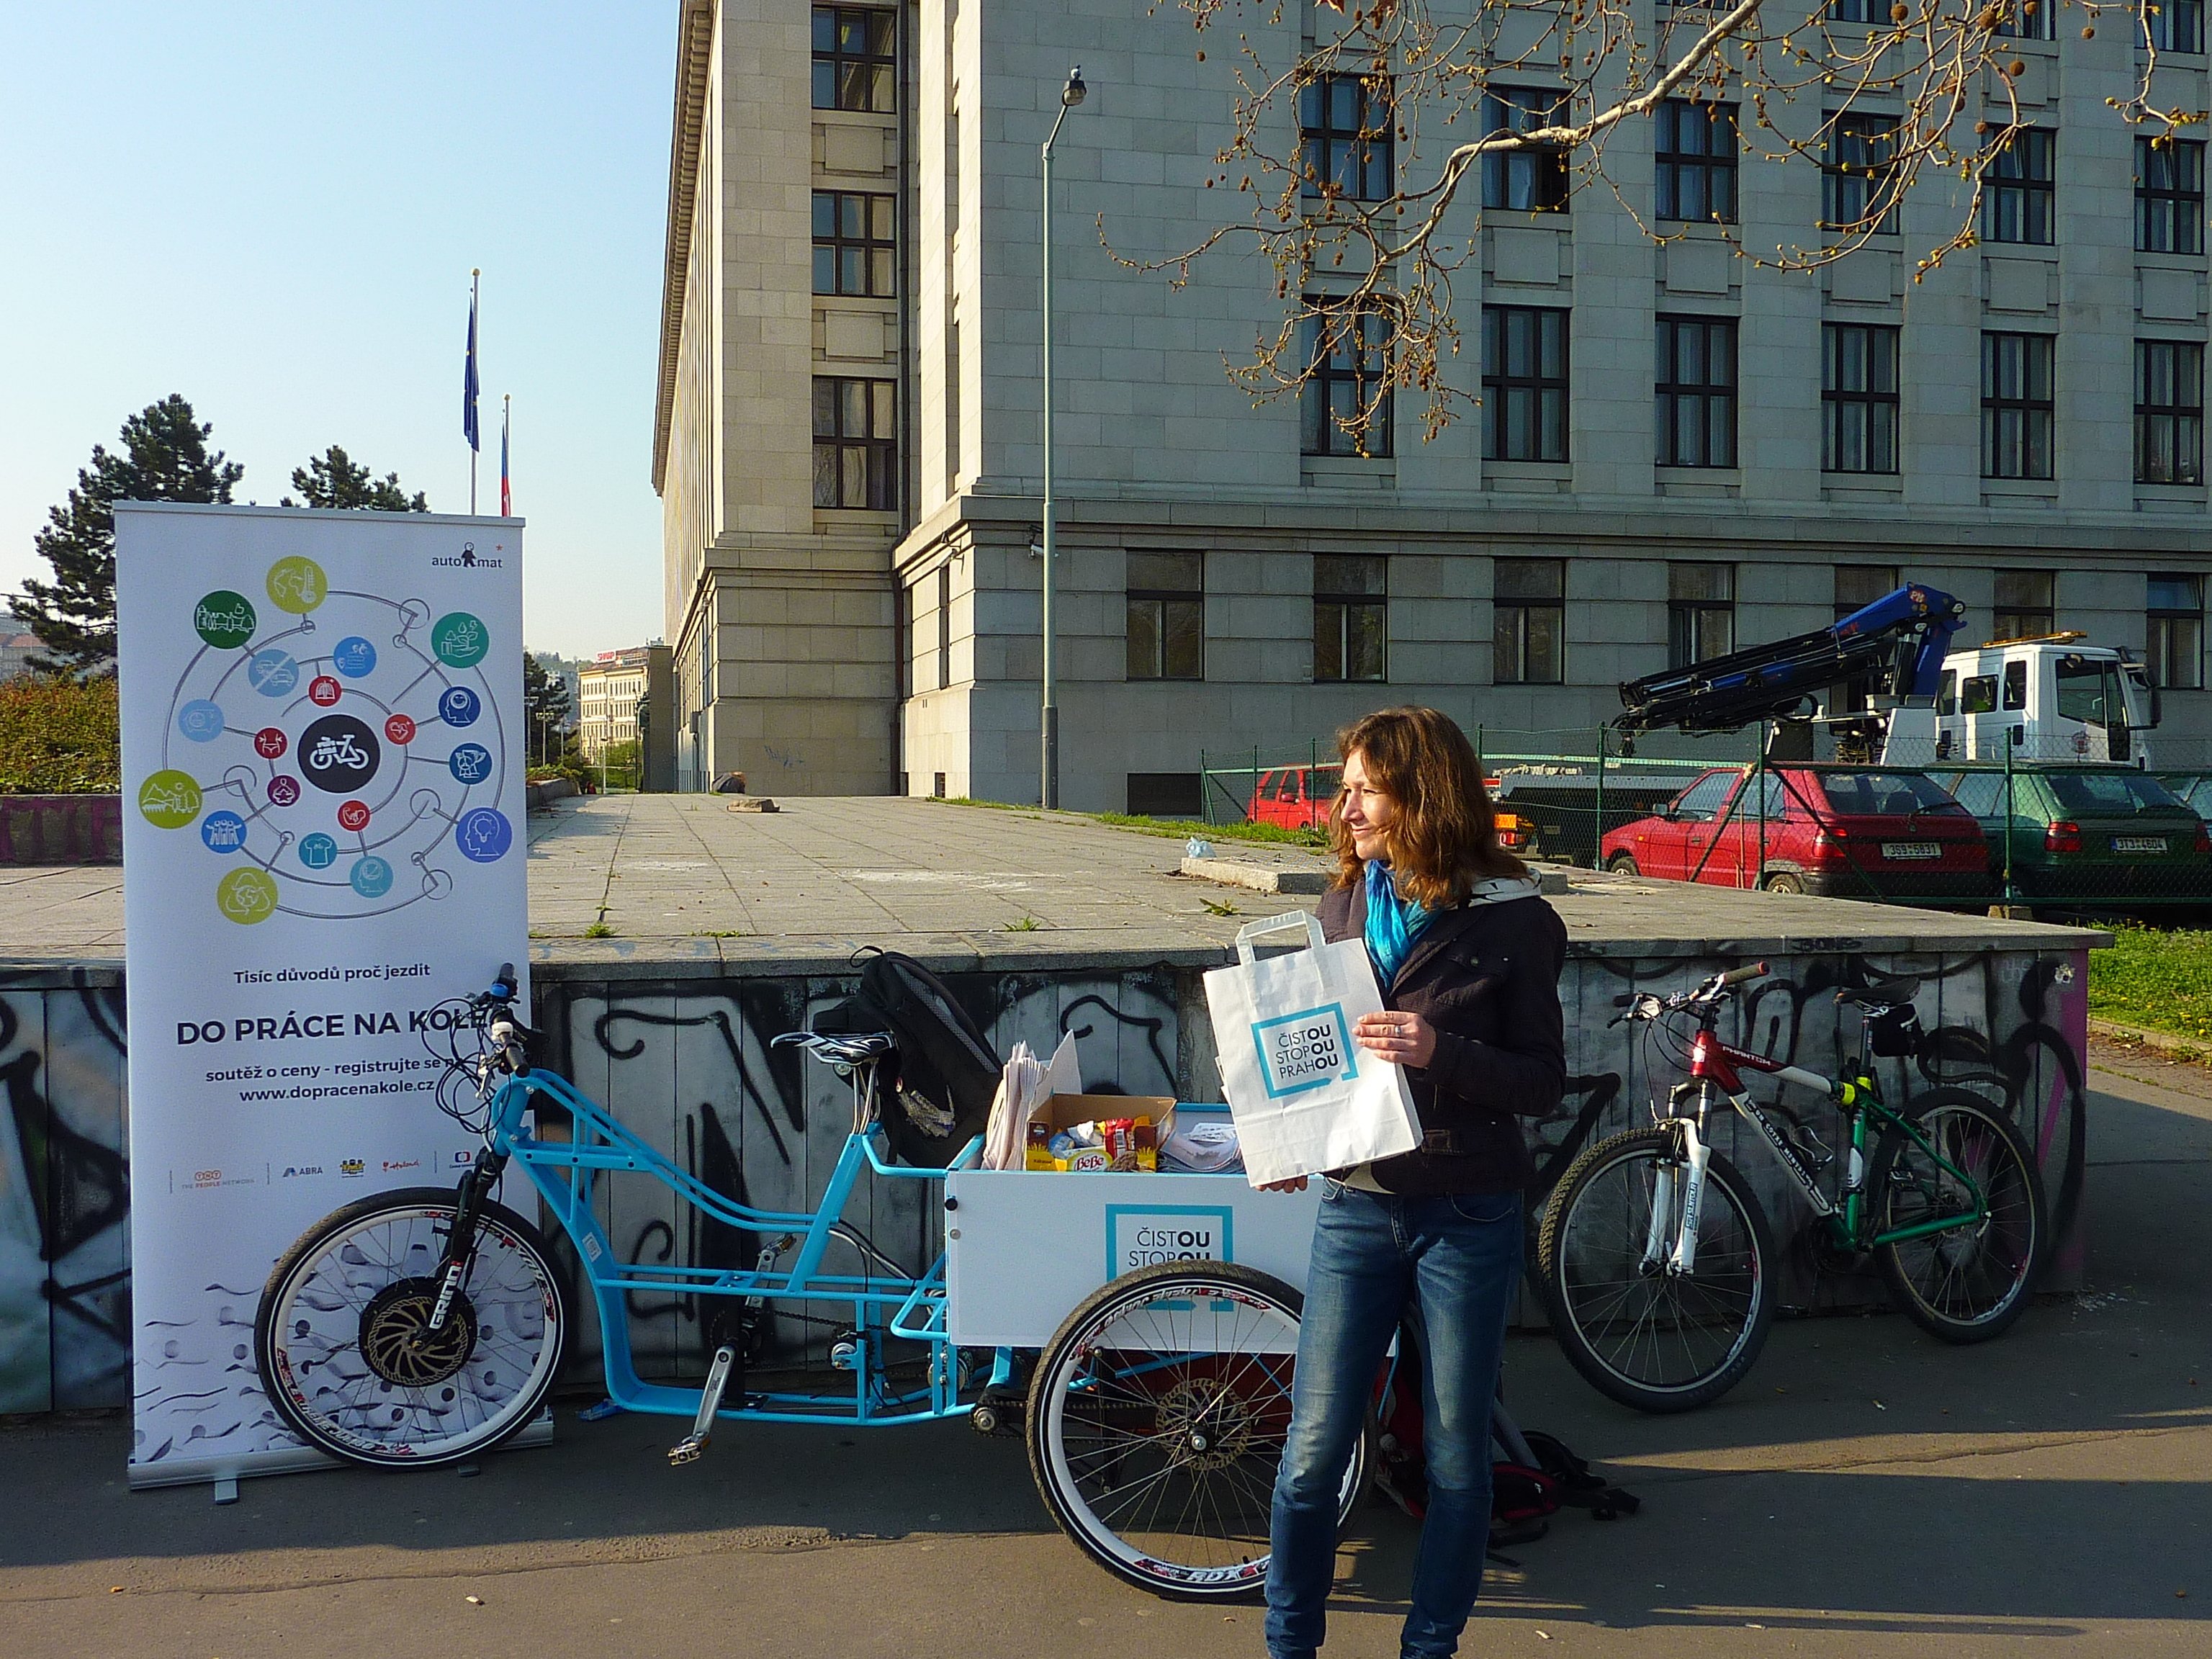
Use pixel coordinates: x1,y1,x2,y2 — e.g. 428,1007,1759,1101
1057,1145,1112,1173
1025,1120,1056,1172
1133,1122,1158,1172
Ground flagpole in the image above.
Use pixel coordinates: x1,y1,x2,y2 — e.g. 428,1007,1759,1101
469,269,481,516
501,394,513,518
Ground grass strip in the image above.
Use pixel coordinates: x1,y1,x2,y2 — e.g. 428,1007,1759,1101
2087,925,2212,1044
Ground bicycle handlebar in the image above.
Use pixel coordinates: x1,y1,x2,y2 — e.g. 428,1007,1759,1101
1720,961,1769,986
1611,961,1768,1025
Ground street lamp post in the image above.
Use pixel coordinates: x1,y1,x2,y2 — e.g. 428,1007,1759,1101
1040,65,1087,810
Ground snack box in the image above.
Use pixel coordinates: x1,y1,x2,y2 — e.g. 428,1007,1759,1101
1025,1093,1176,1171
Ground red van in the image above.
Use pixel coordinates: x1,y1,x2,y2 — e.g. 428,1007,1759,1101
1599,765,1993,903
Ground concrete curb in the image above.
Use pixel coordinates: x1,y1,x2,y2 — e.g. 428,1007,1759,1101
1179,855,1327,894
2088,1015,2211,1057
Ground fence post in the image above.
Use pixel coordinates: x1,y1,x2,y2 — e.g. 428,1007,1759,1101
1755,720,1768,889
1473,723,1485,776
1593,724,1607,871
2002,729,2018,902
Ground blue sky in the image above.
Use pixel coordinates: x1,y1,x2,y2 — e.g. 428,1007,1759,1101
0,4,673,657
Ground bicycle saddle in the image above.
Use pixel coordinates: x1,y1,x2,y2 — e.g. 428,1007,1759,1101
773,1029,897,1065
1835,975,1920,1010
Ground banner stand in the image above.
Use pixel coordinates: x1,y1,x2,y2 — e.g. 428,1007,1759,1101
117,503,528,1490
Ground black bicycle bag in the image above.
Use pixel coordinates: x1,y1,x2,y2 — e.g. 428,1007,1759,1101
818,949,999,1166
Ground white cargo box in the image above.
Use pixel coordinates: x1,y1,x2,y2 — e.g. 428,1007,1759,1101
943,1140,1322,1349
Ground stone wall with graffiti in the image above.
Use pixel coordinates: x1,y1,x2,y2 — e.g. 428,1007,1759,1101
0,938,2089,1411
0,973,131,1414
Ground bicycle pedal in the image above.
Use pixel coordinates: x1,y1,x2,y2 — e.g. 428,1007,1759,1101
667,1343,740,1467
667,1435,708,1466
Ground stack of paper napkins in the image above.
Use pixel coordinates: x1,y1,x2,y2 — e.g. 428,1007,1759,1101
1161,1119,1242,1174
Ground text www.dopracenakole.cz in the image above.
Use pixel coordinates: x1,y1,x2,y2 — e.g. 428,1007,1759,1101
236,1078,440,1103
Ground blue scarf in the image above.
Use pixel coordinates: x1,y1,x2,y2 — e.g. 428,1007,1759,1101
1362,859,1434,989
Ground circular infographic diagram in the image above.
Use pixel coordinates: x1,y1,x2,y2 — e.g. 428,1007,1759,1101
140,557,512,922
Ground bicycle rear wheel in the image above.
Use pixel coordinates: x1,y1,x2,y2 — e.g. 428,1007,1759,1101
1026,1262,1362,1601
1872,1091,2046,1342
256,1187,571,1468
1537,1125,1776,1413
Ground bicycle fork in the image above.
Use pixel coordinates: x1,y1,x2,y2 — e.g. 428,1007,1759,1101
1642,1119,1713,1278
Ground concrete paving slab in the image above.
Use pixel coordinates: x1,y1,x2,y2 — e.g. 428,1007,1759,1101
0,796,2103,982
1,1056,2203,1659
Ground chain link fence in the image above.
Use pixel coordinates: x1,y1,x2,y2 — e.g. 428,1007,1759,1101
1199,722,2212,922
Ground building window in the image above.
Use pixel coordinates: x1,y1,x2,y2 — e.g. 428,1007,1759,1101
1314,554,1387,683
811,377,896,510
1300,74,1393,201
1655,100,1738,222
1481,89,1570,212
1302,300,1393,457
2136,138,2206,254
2137,339,2206,485
1668,562,1735,668
1982,333,2054,480
1126,551,1205,681
1984,130,2054,245
812,191,895,297
2148,574,2206,688
1822,323,1901,475
1825,0,1884,17
1992,570,2056,642
1822,113,1901,234
2149,0,2203,50
1992,0,2055,36
1656,314,1738,468
935,565,950,689
1833,564,1900,710
1482,306,1570,462
812,6,894,113
1494,558,1565,685
896,580,913,701
1835,565,1899,618
1128,773,1202,817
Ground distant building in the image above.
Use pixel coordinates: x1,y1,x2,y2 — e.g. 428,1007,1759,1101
578,643,677,789
0,603,40,682
655,0,2212,806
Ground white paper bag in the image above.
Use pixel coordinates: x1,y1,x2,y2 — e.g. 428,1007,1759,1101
1203,912,1421,1187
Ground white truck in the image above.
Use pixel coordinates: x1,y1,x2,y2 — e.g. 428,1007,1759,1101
1887,634,2162,767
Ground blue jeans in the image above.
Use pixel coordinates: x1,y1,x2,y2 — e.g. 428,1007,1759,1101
1265,1181,1522,1659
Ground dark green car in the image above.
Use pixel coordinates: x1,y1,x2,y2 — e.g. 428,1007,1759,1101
1937,767,2212,909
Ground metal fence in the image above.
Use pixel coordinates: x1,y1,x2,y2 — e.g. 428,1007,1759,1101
1198,722,2212,921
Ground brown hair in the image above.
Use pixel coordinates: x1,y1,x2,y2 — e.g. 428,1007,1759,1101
1329,706,1527,905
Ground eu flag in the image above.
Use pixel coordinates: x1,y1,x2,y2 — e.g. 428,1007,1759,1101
462,292,480,453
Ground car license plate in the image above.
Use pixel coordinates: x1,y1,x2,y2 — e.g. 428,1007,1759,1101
2113,835,2169,854
1881,842,1941,860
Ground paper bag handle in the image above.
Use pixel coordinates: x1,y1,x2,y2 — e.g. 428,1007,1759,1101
1234,909,1328,965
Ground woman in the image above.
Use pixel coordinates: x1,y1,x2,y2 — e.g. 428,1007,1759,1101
1264,706,1567,1659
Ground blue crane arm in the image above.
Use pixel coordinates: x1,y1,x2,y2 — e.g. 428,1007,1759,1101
1614,583,1966,738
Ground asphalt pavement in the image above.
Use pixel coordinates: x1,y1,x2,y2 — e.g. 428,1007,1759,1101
1,1039,2205,1659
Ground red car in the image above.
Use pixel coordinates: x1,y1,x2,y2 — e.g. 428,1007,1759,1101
1599,765,1993,902
1246,764,1342,830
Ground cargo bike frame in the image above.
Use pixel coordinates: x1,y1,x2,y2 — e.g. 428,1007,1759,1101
253,967,1363,1599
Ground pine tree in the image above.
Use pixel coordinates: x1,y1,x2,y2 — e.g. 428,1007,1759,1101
523,652,573,765
19,395,243,675
283,445,429,513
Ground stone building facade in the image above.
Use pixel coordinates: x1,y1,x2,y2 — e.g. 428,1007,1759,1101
655,0,2212,807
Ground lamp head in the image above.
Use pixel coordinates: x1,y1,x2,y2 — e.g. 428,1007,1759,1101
1062,66,1087,107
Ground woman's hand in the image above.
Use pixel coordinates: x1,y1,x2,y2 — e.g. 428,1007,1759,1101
1355,1010,1436,1069
1258,1175,1310,1193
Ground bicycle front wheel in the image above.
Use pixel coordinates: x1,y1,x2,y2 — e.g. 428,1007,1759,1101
256,1187,572,1468
1872,1091,2046,1342
1537,1125,1776,1413
1026,1262,1362,1601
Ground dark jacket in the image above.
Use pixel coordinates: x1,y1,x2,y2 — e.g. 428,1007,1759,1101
1318,878,1568,1196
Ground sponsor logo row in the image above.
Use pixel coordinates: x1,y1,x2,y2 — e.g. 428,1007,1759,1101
178,1150,474,1190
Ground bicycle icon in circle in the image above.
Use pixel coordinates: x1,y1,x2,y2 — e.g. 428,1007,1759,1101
307,734,368,773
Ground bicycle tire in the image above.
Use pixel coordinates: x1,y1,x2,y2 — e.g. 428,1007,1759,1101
1026,1261,1362,1601
256,1187,572,1468
1871,1090,2046,1343
1537,1125,1776,1414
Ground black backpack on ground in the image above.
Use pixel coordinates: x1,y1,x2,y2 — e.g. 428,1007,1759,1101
817,948,999,1167
1370,1310,1640,1548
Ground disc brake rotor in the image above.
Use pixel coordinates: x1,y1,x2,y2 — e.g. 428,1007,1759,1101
359,1276,478,1388
1155,1377,1258,1470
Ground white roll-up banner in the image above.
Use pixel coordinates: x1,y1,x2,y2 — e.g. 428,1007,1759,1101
115,503,527,1488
